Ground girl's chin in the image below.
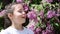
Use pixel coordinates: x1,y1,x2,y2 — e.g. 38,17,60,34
21,20,26,23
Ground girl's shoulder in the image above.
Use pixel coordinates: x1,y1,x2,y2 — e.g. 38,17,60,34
0,27,11,34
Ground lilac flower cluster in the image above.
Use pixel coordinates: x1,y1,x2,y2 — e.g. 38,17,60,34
0,10,6,17
0,0,60,34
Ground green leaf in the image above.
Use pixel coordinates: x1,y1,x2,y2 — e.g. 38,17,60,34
0,2,3,10
36,22,41,27
55,23,59,26
34,4,43,11
12,0,15,3
37,5,42,11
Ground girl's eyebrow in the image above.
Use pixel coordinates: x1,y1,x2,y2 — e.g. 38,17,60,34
18,8,23,11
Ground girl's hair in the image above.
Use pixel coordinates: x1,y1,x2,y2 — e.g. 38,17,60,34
3,2,29,29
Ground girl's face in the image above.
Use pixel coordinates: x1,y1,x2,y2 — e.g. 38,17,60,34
9,4,26,25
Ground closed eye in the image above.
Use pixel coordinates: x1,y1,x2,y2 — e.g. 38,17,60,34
18,10,23,13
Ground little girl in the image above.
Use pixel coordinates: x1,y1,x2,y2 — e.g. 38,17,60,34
0,2,34,34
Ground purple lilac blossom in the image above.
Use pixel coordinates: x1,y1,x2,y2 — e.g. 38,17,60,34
47,10,56,18
46,0,53,3
23,4,29,11
0,10,6,17
39,10,44,19
27,10,37,20
16,0,24,3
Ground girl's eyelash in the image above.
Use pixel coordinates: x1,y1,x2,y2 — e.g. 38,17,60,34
18,11,22,13
18,10,27,14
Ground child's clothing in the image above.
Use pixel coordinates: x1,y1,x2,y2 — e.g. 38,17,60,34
0,27,34,34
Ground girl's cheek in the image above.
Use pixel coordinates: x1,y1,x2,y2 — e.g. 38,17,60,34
14,12,22,16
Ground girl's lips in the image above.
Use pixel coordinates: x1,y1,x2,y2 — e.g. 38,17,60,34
22,16,26,18
22,15,26,18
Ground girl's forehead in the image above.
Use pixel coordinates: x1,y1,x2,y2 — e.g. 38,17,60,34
14,4,23,9
13,4,23,12
11,4,23,11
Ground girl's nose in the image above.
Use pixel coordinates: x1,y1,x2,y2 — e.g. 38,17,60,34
22,11,26,18
22,11,26,16
22,11,26,15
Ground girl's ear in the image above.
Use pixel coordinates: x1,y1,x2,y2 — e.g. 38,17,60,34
7,13,13,20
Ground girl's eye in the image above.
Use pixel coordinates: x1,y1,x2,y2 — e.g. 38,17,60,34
18,11,22,13
18,10,27,14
